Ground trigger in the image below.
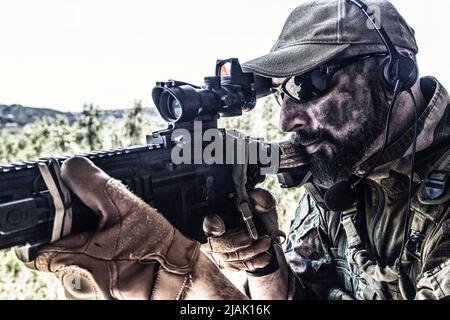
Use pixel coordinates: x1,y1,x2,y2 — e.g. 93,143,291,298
238,201,258,240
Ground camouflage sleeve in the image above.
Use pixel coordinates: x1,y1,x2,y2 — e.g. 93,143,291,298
284,191,338,300
415,209,450,300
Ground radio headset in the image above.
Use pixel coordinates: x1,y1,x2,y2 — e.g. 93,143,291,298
323,0,420,300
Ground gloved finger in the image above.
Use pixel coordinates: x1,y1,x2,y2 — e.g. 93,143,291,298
220,252,272,272
61,157,111,213
14,229,93,267
248,188,277,213
16,249,57,273
61,156,142,228
203,214,226,237
41,231,93,253
202,229,254,253
215,235,272,262
248,188,286,243
273,231,287,245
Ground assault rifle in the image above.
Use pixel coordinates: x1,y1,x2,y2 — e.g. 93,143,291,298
0,59,310,272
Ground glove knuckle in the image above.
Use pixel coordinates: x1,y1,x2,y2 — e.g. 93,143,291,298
253,252,271,269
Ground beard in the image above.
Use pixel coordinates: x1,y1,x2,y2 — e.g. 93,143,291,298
293,107,387,188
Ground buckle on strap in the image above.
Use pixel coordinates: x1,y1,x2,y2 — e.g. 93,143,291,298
424,170,449,200
340,208,362,249
37,160,73,243
405,230,425,261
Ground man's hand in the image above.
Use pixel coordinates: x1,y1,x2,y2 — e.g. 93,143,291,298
17,157,200,300
202,188,285,273
202,189,297,300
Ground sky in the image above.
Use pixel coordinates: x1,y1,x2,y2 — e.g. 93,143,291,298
0,0,449,112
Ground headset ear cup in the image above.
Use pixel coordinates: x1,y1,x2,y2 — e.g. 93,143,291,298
381,58,397,90
397,57,418,91
381,57,418,92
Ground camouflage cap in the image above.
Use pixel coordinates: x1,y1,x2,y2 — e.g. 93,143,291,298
243,0,418,79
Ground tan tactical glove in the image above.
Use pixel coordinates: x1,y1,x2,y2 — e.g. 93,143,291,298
17,157,200,300
202,188,285,273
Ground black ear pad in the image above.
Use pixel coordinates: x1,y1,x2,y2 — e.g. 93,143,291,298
382,56,418,91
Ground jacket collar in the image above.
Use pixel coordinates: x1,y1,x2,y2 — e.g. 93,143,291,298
356,77,450,193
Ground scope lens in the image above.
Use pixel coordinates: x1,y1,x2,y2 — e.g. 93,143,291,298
166,95,183,121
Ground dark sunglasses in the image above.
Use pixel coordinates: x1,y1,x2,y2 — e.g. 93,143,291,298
272,52,388,106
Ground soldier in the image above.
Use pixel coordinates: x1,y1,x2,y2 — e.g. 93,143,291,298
20,0,450,300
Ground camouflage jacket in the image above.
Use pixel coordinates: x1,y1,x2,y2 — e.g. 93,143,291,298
285,77,450,300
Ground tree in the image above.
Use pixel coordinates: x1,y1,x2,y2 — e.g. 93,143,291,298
76,103,104,150
49,116,73,154
124,100,146,145
0,131,19,163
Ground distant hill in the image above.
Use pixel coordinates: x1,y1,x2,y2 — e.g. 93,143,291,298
0,104,158,129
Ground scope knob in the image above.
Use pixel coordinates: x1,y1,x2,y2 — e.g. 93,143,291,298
221,95,233,106
204,76,221,90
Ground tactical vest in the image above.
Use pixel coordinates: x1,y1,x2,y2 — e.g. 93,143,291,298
302,150,450,300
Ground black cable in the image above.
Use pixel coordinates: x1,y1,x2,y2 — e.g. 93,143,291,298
400,90,419,256
352,80,402,189
394,88,419,301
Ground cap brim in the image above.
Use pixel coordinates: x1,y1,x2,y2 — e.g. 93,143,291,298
243,43,351,78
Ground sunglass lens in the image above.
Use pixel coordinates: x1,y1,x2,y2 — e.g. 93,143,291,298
284,77,303,100
283,67,329,103
310,68,328,92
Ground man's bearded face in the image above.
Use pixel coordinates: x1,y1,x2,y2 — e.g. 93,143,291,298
280,58,388,187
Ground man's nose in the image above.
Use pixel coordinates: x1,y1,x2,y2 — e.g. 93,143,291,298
279,99,310,132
